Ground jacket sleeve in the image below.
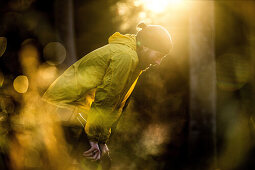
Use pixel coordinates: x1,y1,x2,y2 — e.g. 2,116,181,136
42,65,81,110
42,48,108,112
85,52,134,143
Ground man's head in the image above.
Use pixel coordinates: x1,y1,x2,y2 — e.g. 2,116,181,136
136,23,172,69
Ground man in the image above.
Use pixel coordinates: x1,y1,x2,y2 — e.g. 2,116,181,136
43,23,172,166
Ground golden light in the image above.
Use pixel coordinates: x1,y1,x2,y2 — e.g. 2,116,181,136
13,75,29,93
140,123,170,155
19,40,39,71
135,0,183,13
37,64,58,88
138,12,147,20
0,71,4,87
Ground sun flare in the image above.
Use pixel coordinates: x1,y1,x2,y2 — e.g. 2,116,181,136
135,0,183,13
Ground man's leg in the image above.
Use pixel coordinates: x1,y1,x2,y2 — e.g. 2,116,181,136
62,124,99,170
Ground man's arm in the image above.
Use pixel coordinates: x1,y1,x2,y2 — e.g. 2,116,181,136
42,47,109,111
84,52,135,144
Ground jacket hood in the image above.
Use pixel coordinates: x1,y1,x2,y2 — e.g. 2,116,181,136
108,32,136,51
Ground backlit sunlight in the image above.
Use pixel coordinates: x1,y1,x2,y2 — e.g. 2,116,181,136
135,0,183,13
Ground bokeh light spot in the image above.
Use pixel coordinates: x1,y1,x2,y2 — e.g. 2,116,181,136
13,75,29,93
43,42,66,65
138,12,147,20
37,63,58,88
0,37,7,57
19,39,39,70
140,123,170,155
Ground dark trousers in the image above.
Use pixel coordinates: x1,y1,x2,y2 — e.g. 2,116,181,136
62,124,98,170
62,124,111,170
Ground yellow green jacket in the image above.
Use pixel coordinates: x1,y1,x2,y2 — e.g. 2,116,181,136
43,32,143,143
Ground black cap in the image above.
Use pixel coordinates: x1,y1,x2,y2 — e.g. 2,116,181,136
136,22,172,54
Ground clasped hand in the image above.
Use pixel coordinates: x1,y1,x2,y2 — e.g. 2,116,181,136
83,141,109,161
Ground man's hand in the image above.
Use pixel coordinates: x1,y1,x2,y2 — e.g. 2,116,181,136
99,144,111,169
99,144,109,157
83,141,101,161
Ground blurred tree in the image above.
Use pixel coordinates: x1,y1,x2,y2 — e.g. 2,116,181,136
73,0,141,58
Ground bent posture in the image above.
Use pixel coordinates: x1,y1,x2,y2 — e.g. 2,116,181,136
43,23,172,167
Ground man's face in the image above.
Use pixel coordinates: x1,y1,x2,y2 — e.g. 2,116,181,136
138,46,166,69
